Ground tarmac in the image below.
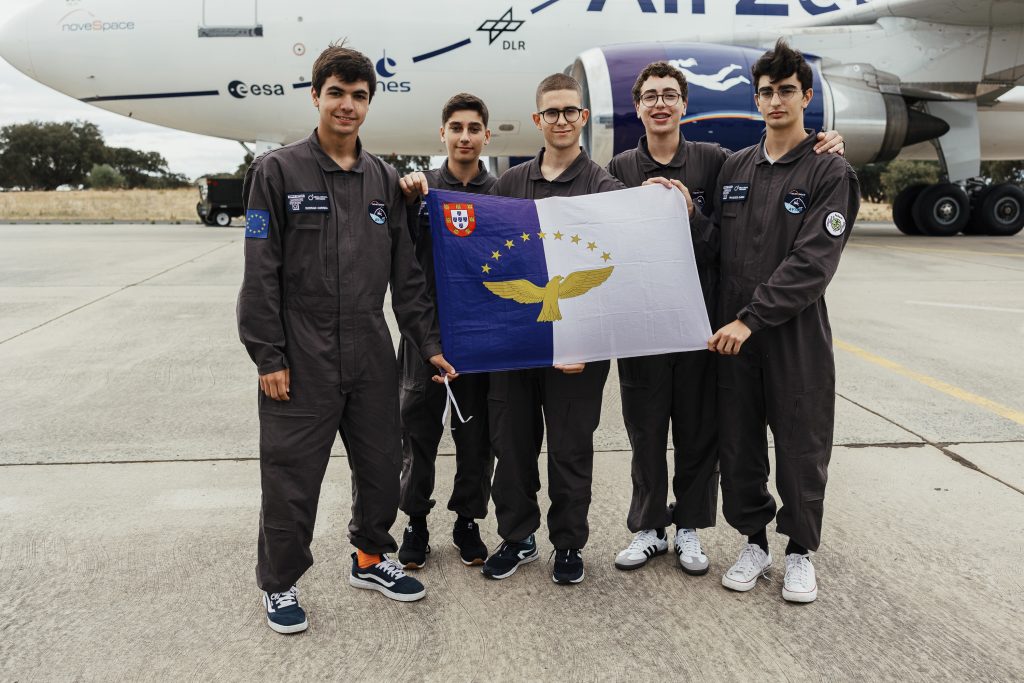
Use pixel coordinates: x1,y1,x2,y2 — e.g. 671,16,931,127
1,221,1022,681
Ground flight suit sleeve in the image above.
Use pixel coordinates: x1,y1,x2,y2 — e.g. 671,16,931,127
737,161,860,332
690,147,728,269
388,188,443,360
236,157,288,375
594,170,627,193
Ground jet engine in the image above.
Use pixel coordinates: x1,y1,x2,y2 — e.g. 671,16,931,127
571,42,948,168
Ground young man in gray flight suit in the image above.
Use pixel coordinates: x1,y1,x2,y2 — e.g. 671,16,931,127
393,93,498,569
708,39,860,603
238,45,457,634
606,62,844,575
481,73,625,585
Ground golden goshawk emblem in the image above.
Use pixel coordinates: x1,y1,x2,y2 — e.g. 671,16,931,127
482,266,614,322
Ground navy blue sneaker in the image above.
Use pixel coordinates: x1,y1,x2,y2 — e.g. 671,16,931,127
481,535,539,579
349,553,426,602
262,585,308,634
552,549,585,585
398,521,430,570
452,517,487,566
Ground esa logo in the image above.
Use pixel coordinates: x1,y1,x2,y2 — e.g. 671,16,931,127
228,80,285,99
375,50,412,93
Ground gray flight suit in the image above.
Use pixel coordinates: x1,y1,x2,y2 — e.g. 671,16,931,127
238,130,442,593
713,131,860,552
489,148,625,550
606,134,727,533
398,160,497,521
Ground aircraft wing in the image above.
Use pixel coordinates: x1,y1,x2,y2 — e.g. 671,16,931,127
793,0,1024,28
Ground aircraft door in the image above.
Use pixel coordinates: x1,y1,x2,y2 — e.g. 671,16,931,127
199,0,262,37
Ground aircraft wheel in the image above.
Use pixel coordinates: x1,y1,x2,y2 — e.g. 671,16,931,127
892,184,927,235
212,210,232,227
962,186,991,235
976,183,1024,236
912,183,970,237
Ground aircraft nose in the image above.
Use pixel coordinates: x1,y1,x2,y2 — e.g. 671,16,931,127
0,8,36,78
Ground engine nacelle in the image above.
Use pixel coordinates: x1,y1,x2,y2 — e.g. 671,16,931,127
571,43,948,167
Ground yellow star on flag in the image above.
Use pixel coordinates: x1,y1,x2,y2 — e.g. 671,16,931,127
601,251,612,262
571,234,581,244
482,263,491,274
587,241,597,251
537,231,546,239
521,232,530,241
492,251,501,260
553,231,563,240
505,239,515,249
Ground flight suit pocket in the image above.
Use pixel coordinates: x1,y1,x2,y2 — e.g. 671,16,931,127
292,214,324,229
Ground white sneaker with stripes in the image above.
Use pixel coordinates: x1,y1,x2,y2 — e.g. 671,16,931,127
614,529,668,570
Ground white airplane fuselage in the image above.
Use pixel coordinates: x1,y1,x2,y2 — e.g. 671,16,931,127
2,0,1024,166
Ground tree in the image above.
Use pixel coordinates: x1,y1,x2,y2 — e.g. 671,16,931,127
0,120,106,189
380,154,432,176
981,160,1024,184
86,164,125,189
880,160,940,201
855,163,887,203
105,146,187,189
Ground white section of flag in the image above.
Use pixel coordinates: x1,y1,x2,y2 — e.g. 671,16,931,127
534,184,712,365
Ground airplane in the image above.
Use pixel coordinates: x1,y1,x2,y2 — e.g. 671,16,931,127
1,0,1023,237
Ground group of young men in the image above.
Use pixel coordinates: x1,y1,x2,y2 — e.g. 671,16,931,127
237,39,859,634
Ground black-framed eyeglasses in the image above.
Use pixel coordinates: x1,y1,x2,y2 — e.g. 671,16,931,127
756,86,803,102
639,90,682,107
537,107,583,124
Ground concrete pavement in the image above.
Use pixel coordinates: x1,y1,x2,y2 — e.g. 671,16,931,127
1,221,1022,680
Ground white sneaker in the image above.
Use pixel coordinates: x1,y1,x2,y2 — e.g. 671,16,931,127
782,553,817,603
674,528,709,575
614,529,668,570
722,543,772,592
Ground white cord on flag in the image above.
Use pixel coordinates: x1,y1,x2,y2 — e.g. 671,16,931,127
441,375,473,427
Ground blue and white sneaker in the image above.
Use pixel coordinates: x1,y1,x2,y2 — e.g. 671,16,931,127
481,535,539,580
552,548,585,584
349,553,427,602
262,585,308,634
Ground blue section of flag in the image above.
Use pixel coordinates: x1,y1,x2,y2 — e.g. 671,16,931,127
245,209,269,239
427,189,552,373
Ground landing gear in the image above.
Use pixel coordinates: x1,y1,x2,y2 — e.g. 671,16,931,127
892,184,926,235
911,183,970,237
970,184,1024,236
892,182,1022,236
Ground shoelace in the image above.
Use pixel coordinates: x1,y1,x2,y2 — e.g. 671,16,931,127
376,557,408,580
269,586,298,609
626,529,659,553
733,544,769,576
547,548,582,565
677,529,702,557
785,555,811,584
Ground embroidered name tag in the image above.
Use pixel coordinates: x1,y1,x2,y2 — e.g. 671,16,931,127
285,192,330,213
721,183,750,202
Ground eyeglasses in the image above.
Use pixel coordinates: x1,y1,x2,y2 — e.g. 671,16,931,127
756,86,803,102
537,107,583,124
639,90,682,107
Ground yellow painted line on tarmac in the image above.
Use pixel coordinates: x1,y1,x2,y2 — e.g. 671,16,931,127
848,243,1024,259
834,339,1024,426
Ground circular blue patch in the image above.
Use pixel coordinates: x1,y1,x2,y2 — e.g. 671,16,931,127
691,189,706,210
369,199,388,225
784,189,809,215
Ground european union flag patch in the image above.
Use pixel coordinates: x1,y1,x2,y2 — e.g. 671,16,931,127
245,209,270,239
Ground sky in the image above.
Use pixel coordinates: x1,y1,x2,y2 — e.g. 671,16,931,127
0,0,244,179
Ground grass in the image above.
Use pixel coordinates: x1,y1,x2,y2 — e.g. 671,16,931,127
0,188,893,224
0,188,203,222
